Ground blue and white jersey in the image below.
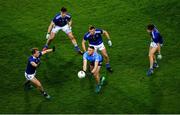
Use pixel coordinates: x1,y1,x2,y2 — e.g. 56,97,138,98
151,28,163,44
84,29,104,45
25,52,42,74
52,13,71,27
83,52,103,63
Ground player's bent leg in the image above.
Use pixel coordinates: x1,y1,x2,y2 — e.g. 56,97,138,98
153,55,159,68
43,32,56,51
67,32,83,55
30,77,44,91
147,47,158,76
101,48,113,72
24,80,33,90
43,25,60,51
30,77,51,99
93,67,102,93
48,32,56,45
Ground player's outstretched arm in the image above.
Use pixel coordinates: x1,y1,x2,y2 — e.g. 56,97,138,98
103,30,110,39
46,21,55,39
82,39,87,52
68,20,72,28
48,21,55,33
41,46,55,55
91,61,98,74
103,30,112,47
31,62,39,67
83,59,87,72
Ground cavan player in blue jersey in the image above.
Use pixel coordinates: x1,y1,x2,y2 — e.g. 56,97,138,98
43,7,82,54
82,26,113,72
146,24,164,76
24,47,55,99
83,46,105,93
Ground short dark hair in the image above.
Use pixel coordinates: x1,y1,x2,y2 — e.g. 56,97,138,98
31,48,38,55
89,46,95,50
61,7,67,12
147,24,155,30
89,25,95,30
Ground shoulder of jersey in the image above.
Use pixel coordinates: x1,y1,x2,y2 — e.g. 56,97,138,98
85,32,91,38
95,28,102,33
66,13,71,18
29,56,34,61
83,51,88,56
55,13,61,19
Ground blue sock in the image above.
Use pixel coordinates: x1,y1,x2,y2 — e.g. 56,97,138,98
44,44,48,48
75,46,80,51
106,63,110,68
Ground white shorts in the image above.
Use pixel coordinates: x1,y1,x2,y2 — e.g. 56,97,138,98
51,24,72,34
89,43,105,51
25,72,36,80
150,42,158,48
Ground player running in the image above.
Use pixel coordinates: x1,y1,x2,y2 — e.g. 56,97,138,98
82,26,113,72
24,47,55,99
146,24,164,76
43,7,82,54
83,46,105,93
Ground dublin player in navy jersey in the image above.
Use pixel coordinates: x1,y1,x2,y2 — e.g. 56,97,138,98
146,24,164,76
24,47,55,99
43,7,82,54
82,26,113,72
83,46,105,93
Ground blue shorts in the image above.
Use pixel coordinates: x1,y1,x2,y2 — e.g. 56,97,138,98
90,58,103,67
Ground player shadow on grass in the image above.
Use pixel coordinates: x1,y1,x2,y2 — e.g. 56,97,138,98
42,55,80,84
24,90,50,113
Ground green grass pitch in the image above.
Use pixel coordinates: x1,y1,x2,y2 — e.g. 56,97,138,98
0,0,180,113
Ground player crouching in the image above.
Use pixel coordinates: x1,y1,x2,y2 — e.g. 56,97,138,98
24,47,55,99
82,46,105,93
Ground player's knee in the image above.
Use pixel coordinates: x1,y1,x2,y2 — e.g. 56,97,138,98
149,53,154,57
104,54,108,59
93,71,99,76
93,73,97,76
69,35,75,40
36,82,42,88
49,36,55,40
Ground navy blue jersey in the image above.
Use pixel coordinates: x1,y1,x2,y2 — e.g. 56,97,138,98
83,51,103,63
52,13,71,27
25,52,42,74
151,28,163,44
84,29,104,45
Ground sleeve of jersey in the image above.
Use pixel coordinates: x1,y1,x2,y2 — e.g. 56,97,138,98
83,35,88,41
52,14,59,23
52,16,57,23
83,53,87,60
95,55,100,62
67,14,71,21
38,52,42,58
152,32,159,43
96,29,103,34
29,57,35,63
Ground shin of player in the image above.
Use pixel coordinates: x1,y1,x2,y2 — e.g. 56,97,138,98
82,26,113,72
83,46,104,93
43,7,82,54
24,47,55,99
